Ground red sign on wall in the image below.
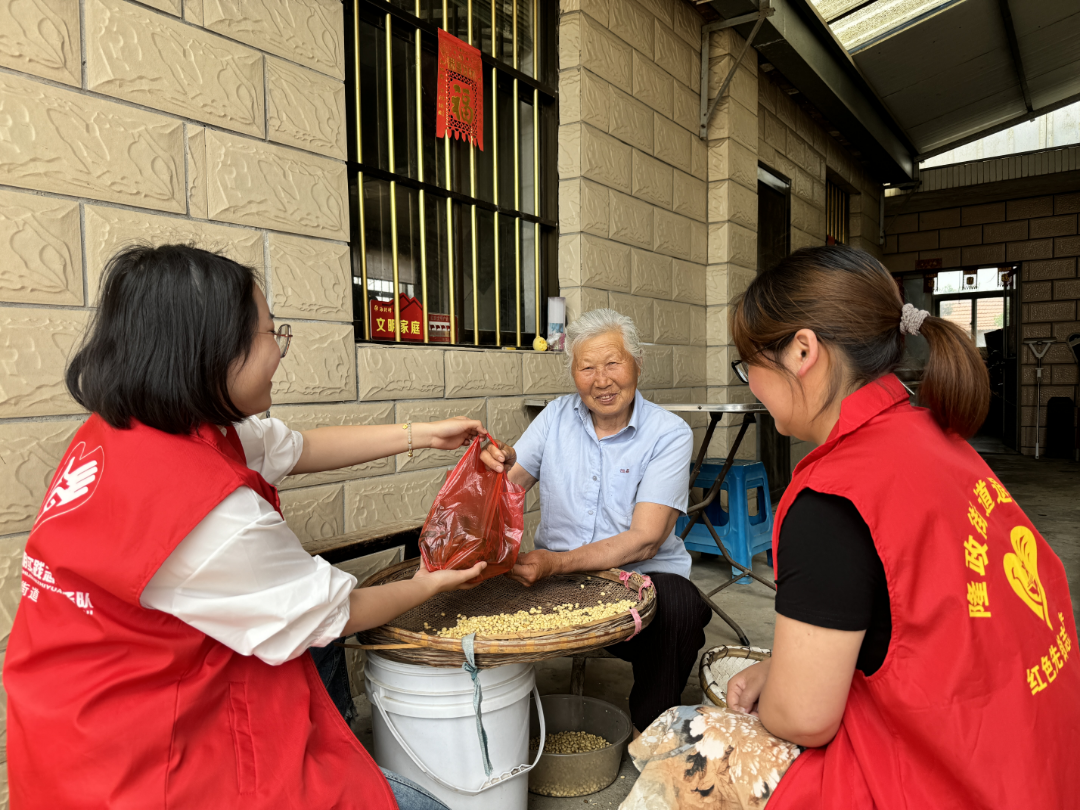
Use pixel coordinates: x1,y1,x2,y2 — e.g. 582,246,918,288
436,28,484,150
370,295,458,343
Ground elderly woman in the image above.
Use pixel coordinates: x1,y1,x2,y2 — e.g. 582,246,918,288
481,308,712,732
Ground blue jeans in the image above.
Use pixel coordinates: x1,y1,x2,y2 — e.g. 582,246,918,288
310,640,355,723
381,768,450,810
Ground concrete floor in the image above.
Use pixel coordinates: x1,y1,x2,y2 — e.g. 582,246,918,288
354,451,1080,809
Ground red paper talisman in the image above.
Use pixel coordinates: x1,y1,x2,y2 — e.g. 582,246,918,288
436,28,484,150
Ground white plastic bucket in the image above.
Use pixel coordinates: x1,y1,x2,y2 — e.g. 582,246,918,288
365,654,546,810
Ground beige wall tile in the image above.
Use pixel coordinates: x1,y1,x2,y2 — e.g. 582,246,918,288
579,12,633,92
0,0,81,85
487,396,535,447
562,68,611,130
356,346,445,401
708,98,757,150
395,398,486,472
690,304,706,347
654,299,690,344
706,345,736,385
673,345,705,386
691,136,707,181
578,178,612,237
672,259,705,303
636,0,672,26
187,125,209,218
83,204,263,303
631,150,674,209
707,61,755,110
654,209,692,260
609,190,655,249
654,19,693,87
609,0,654,58
564,285,612,324
672,0,702,50
0,71,185,213
0,419,83,535
0,307,91,418
672,81,698,134
271,321,355,403
526,485,540,515
280,483,344,544
269,233,350,321
0,189,83,306
791,195,825,238
708,179,756,230
343,468,445,534
559,122,583,179
581,124,632,194
184,0,204,25
706,263,755,307
673,170,706,222
523,510,540,553
140,0,181,14
523,352,576,395
86,0,264,136
633,51,674,118
267,56,347,160
631,248,673,299
654,114,692,172
204,0,343,78
578,233,632,291
609,291,655,342
709,221,756,269
639,343,673,388
710,138,756,190
705,303,728,345
690,220,708,265
560,234,583,287
205,129,348,240
272,401,395,488
609,86,654,153
445,350,523,398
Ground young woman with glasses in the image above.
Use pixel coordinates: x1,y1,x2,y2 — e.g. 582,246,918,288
4,245,478,810
622,245,1079,810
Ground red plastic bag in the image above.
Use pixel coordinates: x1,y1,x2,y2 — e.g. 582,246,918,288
418,434,526,581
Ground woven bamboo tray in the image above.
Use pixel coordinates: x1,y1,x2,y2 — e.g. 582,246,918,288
354,559,657,668
699,645,771,709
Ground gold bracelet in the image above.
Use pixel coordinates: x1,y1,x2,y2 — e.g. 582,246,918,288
402,422,413,457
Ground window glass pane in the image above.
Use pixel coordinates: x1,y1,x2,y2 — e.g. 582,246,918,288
976,297,1005,348
473,71,495,203
476,209,497,338
358,17,388,171
934,270,962,294
497,77,515,208
420,33,440,185
938,299,972,339
519,93,535,214
498,213,517,339
390,25,418,178
446,0,471,44
522,222,536,334
516,0,534,76
363,179,423,305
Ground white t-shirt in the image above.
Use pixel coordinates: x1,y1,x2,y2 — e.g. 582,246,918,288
140,417,356,666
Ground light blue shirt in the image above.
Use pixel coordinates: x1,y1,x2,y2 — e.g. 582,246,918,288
514,390,694,578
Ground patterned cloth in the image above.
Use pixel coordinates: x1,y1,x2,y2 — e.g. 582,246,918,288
620,705,802,810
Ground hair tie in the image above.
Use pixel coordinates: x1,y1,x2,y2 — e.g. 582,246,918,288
899,303,930,336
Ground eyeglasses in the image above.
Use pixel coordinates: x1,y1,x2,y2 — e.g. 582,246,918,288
261,324,292,358
731,358,749,384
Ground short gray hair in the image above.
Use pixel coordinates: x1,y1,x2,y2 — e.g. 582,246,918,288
564,308,644,374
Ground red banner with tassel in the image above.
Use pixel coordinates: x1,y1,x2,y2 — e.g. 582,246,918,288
436,28,484,150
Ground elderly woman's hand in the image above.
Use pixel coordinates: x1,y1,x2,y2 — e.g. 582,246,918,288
508,549,562,586
479,437,517,474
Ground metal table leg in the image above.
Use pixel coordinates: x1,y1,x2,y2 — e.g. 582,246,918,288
681,412,777,645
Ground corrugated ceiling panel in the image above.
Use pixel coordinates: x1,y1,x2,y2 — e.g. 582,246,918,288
1012,2,1080,110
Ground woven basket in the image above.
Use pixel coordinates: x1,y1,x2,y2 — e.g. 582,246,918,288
354,559,657,668
699,645,771,709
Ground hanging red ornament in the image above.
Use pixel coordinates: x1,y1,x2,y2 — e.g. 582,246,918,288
436,29,484,151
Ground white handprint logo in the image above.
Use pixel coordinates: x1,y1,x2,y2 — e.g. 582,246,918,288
35,443,104,527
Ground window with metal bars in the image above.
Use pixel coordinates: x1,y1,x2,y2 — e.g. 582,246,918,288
825,180,849,245
345,0,558,347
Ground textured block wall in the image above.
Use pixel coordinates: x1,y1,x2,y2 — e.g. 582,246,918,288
710,63,884,470
883,192,1080,455
558,0,717,452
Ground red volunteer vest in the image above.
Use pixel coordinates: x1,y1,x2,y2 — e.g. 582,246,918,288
768,375,1080,810
3,415,396,810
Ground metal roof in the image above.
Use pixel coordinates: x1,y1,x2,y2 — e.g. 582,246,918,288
809,0,1080,158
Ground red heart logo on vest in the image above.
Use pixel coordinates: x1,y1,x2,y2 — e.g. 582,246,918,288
35,442,104,528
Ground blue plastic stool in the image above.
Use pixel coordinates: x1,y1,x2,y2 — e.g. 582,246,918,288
678,460,774,583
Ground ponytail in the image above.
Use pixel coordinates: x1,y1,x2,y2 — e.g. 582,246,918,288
916,316,990,438
732,245,990,438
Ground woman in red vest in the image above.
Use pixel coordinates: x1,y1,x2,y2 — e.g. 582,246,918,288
4,245,484,809
621,246,1079,809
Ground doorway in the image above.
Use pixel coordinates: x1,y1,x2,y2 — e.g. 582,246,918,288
756,165,792,495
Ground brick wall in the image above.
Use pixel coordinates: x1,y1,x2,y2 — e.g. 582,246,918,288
883,192,1080,454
